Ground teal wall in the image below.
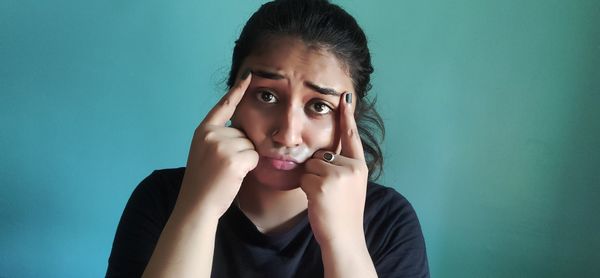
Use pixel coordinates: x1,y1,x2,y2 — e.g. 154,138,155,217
1,0,598,277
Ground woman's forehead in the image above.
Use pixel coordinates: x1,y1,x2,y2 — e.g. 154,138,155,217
243,37,353,94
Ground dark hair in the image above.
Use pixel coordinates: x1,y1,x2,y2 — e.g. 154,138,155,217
227,0,385,180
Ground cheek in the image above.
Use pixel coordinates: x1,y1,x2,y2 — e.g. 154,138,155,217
304,116,337,149
232,98,270,140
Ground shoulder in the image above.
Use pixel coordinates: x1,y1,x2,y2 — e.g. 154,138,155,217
364,181,423,235
363,182,429,276
139,167,186,190
125,167,186,221
364,182,417,221
106,167,187,277
133,167,185,198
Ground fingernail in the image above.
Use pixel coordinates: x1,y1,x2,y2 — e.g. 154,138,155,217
241,68,251,80
345,92,352,104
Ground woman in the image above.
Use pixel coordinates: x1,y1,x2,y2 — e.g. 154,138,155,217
107,0,429,277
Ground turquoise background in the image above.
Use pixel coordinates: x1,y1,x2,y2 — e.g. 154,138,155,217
1,0,598,277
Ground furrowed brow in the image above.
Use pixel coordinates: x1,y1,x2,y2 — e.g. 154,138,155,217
305,82,342,96
250,69,342,96
251,69,285,80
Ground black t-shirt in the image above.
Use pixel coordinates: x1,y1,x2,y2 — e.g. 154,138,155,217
106,167,429,277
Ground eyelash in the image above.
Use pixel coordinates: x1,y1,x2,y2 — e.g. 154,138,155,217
255,89,334,116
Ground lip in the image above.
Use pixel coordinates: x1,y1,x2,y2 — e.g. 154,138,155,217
262,155,300,171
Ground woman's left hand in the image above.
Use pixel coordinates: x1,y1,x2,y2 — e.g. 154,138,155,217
300,92,369,247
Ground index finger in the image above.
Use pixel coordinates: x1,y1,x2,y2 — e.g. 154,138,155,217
339,92,365,160
202,70,252,126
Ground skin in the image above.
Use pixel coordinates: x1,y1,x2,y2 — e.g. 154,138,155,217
143,36,377,278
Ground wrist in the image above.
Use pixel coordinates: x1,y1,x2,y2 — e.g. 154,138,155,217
176,179,234,221
320,233,369,255
170,198,222,229
320,233,377,278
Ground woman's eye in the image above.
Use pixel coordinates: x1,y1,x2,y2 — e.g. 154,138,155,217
310,102,333,115
256,90,278,104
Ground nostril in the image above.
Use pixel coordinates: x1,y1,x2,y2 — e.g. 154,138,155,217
271,126,302,147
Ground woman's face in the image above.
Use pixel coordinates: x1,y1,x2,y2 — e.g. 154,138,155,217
232,36,354,191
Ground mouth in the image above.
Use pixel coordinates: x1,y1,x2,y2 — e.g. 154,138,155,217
262,155,300,171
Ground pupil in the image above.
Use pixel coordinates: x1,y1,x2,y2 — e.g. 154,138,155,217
262,93,272,102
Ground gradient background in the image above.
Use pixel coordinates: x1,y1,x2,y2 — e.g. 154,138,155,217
1,0,599,277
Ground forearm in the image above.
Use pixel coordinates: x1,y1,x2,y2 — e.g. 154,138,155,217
142,204,219,278
321,236,378,278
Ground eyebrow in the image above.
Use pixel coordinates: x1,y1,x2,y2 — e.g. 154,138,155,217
251,69,342,97
251,69,285,80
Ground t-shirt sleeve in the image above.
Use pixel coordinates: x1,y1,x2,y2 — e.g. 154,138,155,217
365,186,430,278
105,171,177,277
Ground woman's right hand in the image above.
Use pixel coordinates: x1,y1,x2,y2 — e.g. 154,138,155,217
176,70,258,219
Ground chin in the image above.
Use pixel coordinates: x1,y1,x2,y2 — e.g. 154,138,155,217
249,158,303,191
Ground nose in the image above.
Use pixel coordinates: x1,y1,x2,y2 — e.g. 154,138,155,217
271,106,303,147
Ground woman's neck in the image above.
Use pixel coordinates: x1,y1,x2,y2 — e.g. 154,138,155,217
236,175,308,235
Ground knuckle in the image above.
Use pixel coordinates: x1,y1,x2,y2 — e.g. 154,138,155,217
214,142,229,155
194,125,206,137
220,97,232,107
242,138,255,148
350,165,360,175
221,154,236,168
202,130,217,143
348,162,366,176
241,151,258,168
331,170,343,180
249,151,259,164
234,83,243,92
361,163,368,172
233,128,246,138
346,127,355,138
